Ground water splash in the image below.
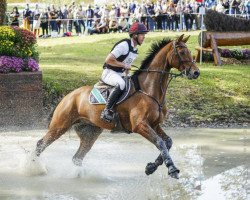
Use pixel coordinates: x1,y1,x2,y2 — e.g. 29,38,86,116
19,151,47,176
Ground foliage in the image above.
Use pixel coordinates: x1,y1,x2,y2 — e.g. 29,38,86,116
0,26,38,60
0,25,39,73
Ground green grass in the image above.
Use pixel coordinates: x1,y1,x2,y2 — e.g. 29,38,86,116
38,31,250,125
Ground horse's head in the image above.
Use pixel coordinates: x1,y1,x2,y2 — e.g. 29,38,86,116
168,34,200,79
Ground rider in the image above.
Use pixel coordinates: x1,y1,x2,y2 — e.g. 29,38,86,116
100,22,148,123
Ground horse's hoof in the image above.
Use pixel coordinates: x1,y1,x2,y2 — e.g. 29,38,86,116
72,157,82,166
170,171,179,179
145,162,158,175
168,165,180,179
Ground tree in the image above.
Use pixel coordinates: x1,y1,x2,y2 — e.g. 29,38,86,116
0,0,7,25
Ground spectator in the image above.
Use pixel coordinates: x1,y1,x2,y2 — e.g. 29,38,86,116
109,18,118,32
118,16,129,32
154,1,163,30
222,0,230,14
129,0,137,13
120,3,129,21
230,0,241,15
94,4,101,20
67,6,74,33
73,7,81,36
10,6,19,26
162,1,168,31
167,2,176,30
134,3,142,22
23,4,32,30
33,4,41,37
78,5,86,35
40,8,49,38
88,19,100,34
62,5,69,33
49,5,58,34
141,1,148,26
183,4,194,31
56,8,64,35
109,4,117,20
216,0,225,13
86,5,94,27
147,1,155,31
246,0,250,18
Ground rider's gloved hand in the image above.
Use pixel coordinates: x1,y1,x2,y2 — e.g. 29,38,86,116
124,64,131,70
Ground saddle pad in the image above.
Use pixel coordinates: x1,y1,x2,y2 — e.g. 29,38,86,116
89,87,108,104
89,77,131,105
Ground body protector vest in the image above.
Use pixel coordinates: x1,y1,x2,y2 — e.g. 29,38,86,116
103,39,138,72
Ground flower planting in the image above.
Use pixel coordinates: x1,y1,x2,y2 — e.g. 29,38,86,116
202,48,250,62
0,26,39,73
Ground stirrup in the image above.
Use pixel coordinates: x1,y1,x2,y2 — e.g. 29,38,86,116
100,109,115,123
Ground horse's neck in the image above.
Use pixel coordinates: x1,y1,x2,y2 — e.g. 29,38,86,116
138,44,171,103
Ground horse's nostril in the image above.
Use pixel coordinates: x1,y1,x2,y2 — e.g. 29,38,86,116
194,71,200,77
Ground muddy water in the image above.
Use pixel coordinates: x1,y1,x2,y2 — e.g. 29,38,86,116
0,128,249,200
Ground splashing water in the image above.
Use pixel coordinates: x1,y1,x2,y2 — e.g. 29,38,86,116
19,151,47,176
0,128,249,200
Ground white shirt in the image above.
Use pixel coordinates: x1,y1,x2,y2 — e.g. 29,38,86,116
110,39,138,67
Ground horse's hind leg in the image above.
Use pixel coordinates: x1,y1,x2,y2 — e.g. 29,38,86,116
72,121,103,166
36,106,76,156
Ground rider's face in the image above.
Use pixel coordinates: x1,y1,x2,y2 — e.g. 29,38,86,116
137,33,146,45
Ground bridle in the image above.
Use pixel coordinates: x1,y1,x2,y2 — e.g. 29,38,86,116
170,41,196,77
129,40,195,112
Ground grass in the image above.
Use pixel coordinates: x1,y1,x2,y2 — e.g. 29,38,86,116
38,31,250,126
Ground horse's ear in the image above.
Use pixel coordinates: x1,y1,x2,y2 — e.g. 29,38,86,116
182,35,190,43
176,34,184,43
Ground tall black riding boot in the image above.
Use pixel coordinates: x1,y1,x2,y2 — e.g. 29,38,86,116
101,85,123,123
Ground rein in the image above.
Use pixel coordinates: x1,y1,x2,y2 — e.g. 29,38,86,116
130,65,182,112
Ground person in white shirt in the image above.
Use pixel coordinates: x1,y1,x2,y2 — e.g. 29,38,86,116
100,22,148,123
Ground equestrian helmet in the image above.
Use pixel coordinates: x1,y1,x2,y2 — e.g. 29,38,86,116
129,22,148,36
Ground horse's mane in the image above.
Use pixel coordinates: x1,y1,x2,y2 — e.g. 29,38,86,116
132,38,172,78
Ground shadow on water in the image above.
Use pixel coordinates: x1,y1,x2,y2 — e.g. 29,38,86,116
0,128,249,200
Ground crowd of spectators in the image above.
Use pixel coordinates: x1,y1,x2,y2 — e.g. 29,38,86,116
8,0,250,38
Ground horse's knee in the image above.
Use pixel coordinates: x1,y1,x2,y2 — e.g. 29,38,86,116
156,139,166,150
165,137,173,150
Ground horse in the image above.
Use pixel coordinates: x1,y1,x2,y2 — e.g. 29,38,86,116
35,34,200,179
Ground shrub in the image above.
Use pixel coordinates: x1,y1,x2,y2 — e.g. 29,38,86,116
0,26,39,73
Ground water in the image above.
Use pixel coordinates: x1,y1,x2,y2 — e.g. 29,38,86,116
0,128,249,200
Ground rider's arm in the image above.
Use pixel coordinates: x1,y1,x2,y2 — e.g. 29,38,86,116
105,54,130,69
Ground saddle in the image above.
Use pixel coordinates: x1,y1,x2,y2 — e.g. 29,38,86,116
89,76,131,105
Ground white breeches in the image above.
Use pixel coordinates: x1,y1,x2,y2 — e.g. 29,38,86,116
101,69,125,90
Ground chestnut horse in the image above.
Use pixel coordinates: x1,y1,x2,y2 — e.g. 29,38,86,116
35,34,200,179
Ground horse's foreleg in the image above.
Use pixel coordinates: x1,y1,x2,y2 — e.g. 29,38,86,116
145,126,173,175
133,121,179,179
72,122,103,166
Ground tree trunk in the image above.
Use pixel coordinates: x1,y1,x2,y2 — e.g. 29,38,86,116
0,0,7,25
